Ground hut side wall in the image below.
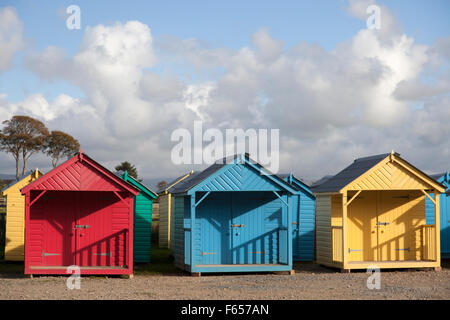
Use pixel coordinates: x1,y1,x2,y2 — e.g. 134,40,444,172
173,195,186,270
3,173,41,261
133,193,153,263
425,178,449,257
158,194,170,248
296,192,315,261
315,195,332,266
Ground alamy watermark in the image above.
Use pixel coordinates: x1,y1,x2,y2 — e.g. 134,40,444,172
66,265,81,290
366,265,381,290
66,5,81,30
171,121,280,174
366,5,381,30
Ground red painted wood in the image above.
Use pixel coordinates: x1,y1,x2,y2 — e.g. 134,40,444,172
21,153,139,195
23,153,137,276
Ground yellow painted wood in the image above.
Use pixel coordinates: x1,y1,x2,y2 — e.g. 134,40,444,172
2,169,42,261
167,193,172,248
347,191,378,262
422,225,436,261
315,152,445,270
421,189,436,204
158,171,194,249
331,226,343,262
331,195,342,227
342,193,348,269
158,194,170,248
377,191,425,261
342,155,445,193
346,260,439,270
435,191,441,267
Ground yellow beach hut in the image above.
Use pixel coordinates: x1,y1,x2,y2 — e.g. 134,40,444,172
311,152,446,272
158,170,194,249
2,169,43,261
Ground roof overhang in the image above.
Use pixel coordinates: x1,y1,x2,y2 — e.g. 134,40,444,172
340,153,446,194
21,152,139,196
186,155,298,195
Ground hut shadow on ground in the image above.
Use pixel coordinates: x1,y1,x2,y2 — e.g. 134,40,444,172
441,259,450,270
0,261,24,278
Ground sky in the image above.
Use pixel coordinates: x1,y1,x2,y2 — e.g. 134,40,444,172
0,0,449,185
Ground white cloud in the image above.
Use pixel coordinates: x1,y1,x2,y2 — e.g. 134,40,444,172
0,6,24,72
2,1,448,181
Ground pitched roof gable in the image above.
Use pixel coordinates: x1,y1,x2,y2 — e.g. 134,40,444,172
2,169,43,194
311,152,446,193
21,152,139,195
118,171,157,199
171,154,297,194
279,173,314,197
157,170,195,194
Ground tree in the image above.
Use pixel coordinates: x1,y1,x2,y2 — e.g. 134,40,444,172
44,130,80,168
157,180,168,191
115,161,139,180
0,116,49,180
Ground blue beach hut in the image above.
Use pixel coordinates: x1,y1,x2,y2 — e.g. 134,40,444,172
279,174,315,262
171,154,298,275
426,172,450,258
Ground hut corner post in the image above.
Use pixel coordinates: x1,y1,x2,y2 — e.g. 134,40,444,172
342,191,348,270
128,196,134,276
167,193,171,248
435,191,441,270
287,194,293,269
190,194,196,274
24,192,30,275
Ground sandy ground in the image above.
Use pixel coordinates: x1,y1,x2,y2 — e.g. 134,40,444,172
1,262,449,300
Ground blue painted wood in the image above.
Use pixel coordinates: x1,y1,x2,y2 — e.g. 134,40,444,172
196,193,232,265
173,158,295,273
231,193,274,264
283,175,316,262
194,264,292,273
425,173,450,258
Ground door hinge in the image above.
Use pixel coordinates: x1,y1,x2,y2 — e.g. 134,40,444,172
74,225,90,229
250,251,266,254
94,252,112,257
395,248,410,252
42,251,60,257
348,248,363,253
377,222,390,226
201,251,217,256
231,224,245,228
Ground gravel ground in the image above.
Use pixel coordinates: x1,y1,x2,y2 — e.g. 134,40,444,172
1,262,449,300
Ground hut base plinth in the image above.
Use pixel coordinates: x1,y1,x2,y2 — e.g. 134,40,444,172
434,267,442,272
341,269,351,273
191,272,201,277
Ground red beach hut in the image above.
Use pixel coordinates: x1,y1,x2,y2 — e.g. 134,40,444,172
21,151,139,276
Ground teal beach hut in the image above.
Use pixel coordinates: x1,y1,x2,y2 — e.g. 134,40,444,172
118,171,157,263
